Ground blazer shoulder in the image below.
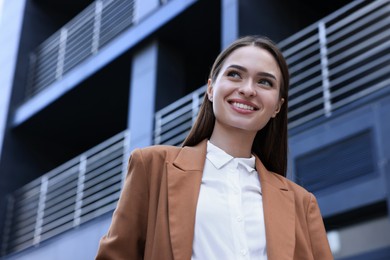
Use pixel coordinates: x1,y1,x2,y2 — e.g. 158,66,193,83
131,145,182,162
131,140,207,163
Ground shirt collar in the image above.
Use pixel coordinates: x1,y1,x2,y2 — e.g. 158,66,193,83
237,155,256,173
206,141,256,173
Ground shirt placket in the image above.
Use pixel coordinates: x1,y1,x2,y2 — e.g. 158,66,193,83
226,161,250,260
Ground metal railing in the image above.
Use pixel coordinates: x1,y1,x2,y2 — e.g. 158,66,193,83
25,0,136,99
154,86,206,146
1,130,130,255
154,0,390,144
279,0,389,129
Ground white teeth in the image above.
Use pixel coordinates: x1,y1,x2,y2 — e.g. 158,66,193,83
232,102,254,111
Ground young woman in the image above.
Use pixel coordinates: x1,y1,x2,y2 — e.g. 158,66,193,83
96,35,333,260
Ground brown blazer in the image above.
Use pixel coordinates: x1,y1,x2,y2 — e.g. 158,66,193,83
96,140,333,260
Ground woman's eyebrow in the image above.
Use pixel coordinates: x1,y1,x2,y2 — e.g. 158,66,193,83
227,64,247,72
258,72,276,80
227,64,276,80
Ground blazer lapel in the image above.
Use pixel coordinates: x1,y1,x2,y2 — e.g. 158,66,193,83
167,140,207,260
256,157,296,260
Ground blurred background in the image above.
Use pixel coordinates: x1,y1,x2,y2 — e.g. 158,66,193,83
0,0,389,259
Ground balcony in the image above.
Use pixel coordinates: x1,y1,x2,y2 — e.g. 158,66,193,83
25,0,136,100
14,0,190,127
1,131,129,255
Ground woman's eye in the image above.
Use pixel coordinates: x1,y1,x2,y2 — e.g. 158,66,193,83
258,79,273,87
227,71,241,79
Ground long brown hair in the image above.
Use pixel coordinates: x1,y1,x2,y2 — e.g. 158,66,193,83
182,35,289,177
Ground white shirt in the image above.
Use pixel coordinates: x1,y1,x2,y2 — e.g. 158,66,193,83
192,141,267,260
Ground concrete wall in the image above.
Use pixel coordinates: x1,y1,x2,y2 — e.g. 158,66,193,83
0,0,25,166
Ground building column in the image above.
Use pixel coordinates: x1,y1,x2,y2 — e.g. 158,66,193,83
127,0,161,152
128,40,158,151
0,0,26,159
0,0,28,251
221,0,239,49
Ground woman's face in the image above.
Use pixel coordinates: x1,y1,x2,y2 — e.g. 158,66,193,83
208,45,284,136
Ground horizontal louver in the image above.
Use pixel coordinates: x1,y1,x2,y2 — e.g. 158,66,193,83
295,130,375,192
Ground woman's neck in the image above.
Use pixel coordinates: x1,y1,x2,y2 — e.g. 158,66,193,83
209,126,256,158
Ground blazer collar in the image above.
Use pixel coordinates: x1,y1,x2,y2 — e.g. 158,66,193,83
171,139,207,171
167,140,295,260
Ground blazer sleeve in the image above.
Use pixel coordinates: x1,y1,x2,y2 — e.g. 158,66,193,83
307,193,334,260
95,149,149,260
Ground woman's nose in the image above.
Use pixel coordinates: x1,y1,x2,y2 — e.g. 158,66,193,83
238,82,256,97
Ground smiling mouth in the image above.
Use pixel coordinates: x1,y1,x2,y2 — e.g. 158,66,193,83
230,102,257,111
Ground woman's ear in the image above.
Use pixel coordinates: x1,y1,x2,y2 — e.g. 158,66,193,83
272,98,285,117
207,79,213,101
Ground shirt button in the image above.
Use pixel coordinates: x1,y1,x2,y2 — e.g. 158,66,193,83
237,216,243,222
241,249,247,256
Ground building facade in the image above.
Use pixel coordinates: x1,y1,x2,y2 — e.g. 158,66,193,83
0,0,389,259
